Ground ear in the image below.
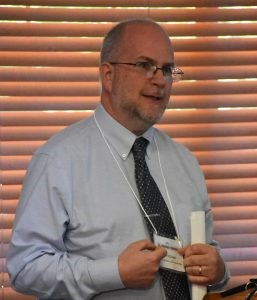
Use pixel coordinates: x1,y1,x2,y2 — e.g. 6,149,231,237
99,62,114,93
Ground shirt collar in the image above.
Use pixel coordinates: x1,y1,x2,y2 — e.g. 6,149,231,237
94,104,155,160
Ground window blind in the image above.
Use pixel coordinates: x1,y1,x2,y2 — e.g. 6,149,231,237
1,1,257,299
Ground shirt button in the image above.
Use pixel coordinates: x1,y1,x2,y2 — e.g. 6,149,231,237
122,153,126,158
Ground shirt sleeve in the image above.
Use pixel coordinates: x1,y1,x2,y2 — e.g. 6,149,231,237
205,209,230,291
179,143,230,291
7,152,124,300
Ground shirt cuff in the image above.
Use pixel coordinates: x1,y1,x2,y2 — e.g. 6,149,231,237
88,257,125,293
208,262,230,291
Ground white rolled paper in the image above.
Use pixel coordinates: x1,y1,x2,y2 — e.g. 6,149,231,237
190,211,207,300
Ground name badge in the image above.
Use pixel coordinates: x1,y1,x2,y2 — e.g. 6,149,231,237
153,233,185,273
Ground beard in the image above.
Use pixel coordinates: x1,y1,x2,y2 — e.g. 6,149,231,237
120,97,167,126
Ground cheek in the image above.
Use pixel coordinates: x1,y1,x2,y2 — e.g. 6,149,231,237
165,86,172,99
113,72,130,92
121,78,143,98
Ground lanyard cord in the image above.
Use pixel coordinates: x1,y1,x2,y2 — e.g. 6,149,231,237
94,112,182,244
155,136,182,245
94,113,158,235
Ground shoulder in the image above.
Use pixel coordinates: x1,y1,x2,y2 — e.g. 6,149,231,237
36,115,96,156
153,127,195,161
153,127,204,181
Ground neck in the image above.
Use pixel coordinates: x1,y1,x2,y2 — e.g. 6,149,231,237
101,101,151,136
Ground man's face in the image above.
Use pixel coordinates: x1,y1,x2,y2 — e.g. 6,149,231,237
101,23,174,135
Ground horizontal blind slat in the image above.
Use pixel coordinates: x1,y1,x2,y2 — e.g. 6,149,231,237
0,200,19,214
176,136,257,151
0,67,99,82
195,149,257,165
2,150,257,170
2,164,257,186
1,0,256,7
162,109,257,124
1,66,256,81
1,126,65,140
206,178,257,193
0,82,100,96
1,215,13,229
222,247,257,261
2,185,21,200
159,122,257,137
1,7,257,22
1,51,257,67
227,261,257,275
1,81,257,96
0,51,99,67
0,96,99,110
2,136,257,156
214,220,257,235
1,155,33,170
1,37,257,52
1,123,257,141
2,109,257,125
210,192,257,207
1,22,257,37
201,164,257,179
1,95,257,110
3,136,257,154
213,206,257,220
214,233,257,248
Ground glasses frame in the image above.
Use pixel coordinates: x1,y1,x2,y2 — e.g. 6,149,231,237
109,61,184,82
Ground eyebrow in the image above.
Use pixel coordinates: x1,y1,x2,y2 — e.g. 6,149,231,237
136,56,175,67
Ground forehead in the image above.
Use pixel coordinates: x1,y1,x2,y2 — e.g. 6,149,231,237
118,23,174,63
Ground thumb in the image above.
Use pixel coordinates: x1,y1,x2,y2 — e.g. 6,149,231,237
177,246,186,256
131,239,156,252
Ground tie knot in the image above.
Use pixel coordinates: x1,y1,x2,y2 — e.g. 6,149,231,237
132,137,149,160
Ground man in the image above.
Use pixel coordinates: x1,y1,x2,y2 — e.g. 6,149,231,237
7,19,229,299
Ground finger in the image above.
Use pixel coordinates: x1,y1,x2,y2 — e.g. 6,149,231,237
177,244,210,256
183,254,206,269
177,246,186,256
153,245,167,259
131,239,156,251
183,244,215,268
186,265,210,285
186,266,210,284
186,265,206,277
184,243,208,257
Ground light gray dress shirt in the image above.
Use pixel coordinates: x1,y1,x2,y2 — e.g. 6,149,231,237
7,104,228,299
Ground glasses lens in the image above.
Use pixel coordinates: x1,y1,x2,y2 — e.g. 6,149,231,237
135,62,183,83
136,61,153,71
135,62,154,79
162,65,173,78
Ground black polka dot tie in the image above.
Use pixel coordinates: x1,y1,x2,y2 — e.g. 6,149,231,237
132,137,191,300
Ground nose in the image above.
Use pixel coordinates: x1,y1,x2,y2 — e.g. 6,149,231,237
151,68,167,86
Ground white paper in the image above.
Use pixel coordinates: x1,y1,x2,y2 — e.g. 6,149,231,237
190,211,207,300
153,234,185,273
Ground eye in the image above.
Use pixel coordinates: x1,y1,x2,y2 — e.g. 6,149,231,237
135,61,153,71
162,65,173,76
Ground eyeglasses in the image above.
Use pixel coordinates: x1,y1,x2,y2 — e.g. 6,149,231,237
109,61,184,82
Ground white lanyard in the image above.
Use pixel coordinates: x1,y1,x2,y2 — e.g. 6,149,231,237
155,139,181,244
94,113,181,243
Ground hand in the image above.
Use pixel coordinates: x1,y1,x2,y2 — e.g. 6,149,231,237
178,243,225,286
118,239,167,288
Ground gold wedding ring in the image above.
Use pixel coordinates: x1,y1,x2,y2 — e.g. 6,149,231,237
199,266,202,276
